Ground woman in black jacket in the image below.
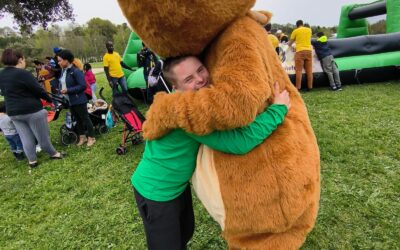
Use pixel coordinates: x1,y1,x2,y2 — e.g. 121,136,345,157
57,50,96,147
0,49,64,168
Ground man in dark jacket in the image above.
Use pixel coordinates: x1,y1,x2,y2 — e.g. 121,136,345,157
312,32,342,91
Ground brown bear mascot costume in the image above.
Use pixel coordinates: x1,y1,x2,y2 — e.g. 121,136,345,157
117,0,320,249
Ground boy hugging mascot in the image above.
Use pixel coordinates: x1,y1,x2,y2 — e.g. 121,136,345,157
117,0,320,249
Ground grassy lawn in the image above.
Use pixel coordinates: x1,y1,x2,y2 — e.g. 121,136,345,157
90,62,104,69
0,75,399,249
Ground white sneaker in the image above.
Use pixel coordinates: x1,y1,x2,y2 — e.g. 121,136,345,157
36,145,42,153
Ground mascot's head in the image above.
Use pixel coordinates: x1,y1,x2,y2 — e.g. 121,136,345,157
117,0,256,58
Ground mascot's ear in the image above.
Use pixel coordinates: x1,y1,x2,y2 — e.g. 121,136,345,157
247,10,272,25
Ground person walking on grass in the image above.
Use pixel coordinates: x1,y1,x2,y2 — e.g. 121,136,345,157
312,32,343,91
103,41,133,95
57,50,96,147
0,48,64,168
84,63,97,101
264,23,280,55
288,20,313,92
0,101,25,161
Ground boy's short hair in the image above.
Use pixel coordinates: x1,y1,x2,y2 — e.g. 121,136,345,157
264,23,272,32
0,101,6,113
280,35,289,43
84,63,92,71
296,20,303,27
162,56,190,86
33,59,43,65
316,31,324,38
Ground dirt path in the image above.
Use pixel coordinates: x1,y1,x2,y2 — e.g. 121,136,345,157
92,68,104,74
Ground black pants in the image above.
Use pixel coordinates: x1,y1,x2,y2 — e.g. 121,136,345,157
134,185,195,250
70,103,94,137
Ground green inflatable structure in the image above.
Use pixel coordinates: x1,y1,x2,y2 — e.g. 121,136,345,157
121,31,146,89
337,0,400,38
332,0,400,78
294,0,400,86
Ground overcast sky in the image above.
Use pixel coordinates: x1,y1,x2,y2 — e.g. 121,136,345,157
1,0,384,30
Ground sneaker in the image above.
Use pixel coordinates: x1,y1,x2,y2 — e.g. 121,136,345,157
14,152,26,161
336,86,343,91
330,86,337,91
36,145,42,153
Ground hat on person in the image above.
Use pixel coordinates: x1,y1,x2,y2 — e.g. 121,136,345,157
53,47,62,54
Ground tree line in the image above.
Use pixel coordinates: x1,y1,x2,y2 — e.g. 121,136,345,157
0,18,131,67
0,17,386,68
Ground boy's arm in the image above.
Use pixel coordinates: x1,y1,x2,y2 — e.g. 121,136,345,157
103,55,112,82
187,104,287,155
120,61,133,71
288,30,296,47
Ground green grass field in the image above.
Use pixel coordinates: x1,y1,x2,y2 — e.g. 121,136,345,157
1,75,399,249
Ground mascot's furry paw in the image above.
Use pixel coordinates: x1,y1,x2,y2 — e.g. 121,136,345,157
142,92,174,140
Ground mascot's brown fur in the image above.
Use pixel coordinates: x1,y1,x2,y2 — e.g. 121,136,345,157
118,0,320,249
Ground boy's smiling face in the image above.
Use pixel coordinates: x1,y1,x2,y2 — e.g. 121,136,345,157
171,56,210,92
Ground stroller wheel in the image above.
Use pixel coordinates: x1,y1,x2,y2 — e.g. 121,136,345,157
60,124,68,134
98,124,108,134
116,147,126,155
132,133,144,145
61,131,78,146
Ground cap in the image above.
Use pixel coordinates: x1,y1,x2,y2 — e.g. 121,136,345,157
53,47,62,53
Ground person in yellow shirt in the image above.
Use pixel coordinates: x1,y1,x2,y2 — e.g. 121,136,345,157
264,23,279,55
103,41,133,95
288,20,313,91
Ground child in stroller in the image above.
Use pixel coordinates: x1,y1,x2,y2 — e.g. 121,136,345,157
111,92,145,155
50,93,109,146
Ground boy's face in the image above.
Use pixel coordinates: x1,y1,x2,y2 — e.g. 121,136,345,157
172,56,209,92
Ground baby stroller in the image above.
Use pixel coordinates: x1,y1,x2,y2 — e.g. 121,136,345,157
51,93,109,146
111,92,145,155
49,93,78,146
87,98,109,134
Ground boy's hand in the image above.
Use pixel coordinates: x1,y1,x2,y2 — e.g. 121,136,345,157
273,82,291,110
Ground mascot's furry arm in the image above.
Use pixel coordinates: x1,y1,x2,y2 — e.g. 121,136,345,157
143,12,274,140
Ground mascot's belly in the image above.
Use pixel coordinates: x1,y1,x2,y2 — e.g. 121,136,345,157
194,95,320,236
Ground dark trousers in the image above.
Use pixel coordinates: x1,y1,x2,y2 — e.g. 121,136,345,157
110,76,128,95
70,103,94,137
134,185,195,250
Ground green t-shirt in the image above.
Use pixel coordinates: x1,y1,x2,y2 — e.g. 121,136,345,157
132,104,288,201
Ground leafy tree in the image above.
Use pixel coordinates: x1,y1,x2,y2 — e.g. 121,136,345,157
32,27,62,58
369,20,386,34
0,0,74,32
113,23,131,54
86,18,117,42
0,28,21,48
